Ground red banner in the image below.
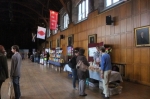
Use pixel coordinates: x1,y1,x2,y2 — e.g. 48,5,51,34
50,10,58,30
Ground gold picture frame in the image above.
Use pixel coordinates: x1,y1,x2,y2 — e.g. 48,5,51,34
68,34,74,46
134,26,150,47
56,38,60,47
88,34,97,44
49,41,52,48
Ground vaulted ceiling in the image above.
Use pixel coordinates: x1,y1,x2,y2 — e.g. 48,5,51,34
0,0,69,49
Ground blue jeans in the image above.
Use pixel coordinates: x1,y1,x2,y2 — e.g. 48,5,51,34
12,77,21,99
71,69,78,88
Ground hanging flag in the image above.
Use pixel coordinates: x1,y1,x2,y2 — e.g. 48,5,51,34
37,26,46,40
32,33,36,42
50,10,58,30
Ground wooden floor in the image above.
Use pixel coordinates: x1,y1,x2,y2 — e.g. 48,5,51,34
1,60,150,99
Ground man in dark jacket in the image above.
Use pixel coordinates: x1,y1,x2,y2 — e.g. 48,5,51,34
68,47,80,89
10,45,22,99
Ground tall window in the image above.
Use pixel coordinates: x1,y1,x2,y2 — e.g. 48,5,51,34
46,28,51,38
106,0,120,7
78,0,89,21
63,13,69,29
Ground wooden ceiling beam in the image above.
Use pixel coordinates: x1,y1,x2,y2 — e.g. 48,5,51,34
48,0,60,11
60,0,70,14
0,9,38,22
0,0,48,25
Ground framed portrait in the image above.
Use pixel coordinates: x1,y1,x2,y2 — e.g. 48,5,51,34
56,38,60,47
88,34,97,44
135,26,150,47
49,41,52,48
68,34,74,46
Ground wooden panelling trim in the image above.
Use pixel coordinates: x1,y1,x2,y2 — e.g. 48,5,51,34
43,0,150,86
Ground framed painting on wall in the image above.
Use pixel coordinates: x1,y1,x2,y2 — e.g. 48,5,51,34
49,41,52,48
88,34,97,44
134,26,150,47
56,38,60,47
68,34,74,46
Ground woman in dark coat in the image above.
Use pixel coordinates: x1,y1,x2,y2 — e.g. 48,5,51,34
0,45,8,99
76,48,89,96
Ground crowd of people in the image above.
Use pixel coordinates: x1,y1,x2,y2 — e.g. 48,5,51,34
30,51,50,64
68,46,112,99
0,44,112,99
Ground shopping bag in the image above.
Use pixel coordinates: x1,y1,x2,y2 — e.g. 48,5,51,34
8,80,14,99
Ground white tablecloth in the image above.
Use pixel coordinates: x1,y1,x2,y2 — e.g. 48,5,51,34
89,70,123,82
63,64,123,82
63,64,72,72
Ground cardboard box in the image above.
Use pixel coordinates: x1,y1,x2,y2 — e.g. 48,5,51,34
89,82,99,87
109,86,122,96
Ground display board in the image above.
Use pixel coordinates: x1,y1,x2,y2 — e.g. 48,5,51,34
67,46,74,61
88,42,104,62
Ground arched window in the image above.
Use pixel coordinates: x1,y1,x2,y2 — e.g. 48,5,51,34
63,13,69,29
78,0,89,22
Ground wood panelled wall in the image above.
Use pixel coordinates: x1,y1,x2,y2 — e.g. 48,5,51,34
46,0,150,86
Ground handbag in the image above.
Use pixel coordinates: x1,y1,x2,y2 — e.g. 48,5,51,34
8,79,14,99
76,60,88,71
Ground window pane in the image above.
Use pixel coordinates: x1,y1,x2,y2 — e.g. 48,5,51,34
63,14,69,28
66,14,69,28
106,0,112,7
65,15,67,28
64,15,65,28
82,1,85,19
78,4,81,21
86,0,89,17
67,14,69,25
113,0,119,3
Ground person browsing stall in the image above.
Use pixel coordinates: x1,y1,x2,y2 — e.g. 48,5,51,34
68,47,80,89
99,46,112,99
76,48,89,96
93,46,101,66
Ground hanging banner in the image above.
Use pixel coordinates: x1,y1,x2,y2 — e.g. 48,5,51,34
37,26,46,40
50,10,58,30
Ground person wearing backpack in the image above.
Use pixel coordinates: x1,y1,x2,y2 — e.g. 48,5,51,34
0,45,8,99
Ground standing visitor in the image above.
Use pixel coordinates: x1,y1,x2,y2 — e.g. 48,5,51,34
99,46,112,99
68,47,80,89
0,45,8,99
10,45,22,99
76,48,89,96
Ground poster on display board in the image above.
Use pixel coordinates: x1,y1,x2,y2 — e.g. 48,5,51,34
88,42,104,62
45,48,50,53
88,47,97,57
